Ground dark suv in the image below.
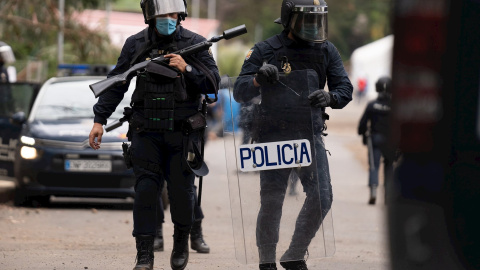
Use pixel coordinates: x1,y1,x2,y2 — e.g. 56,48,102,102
13,76,135,206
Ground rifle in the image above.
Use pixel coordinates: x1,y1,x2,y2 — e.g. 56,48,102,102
197,98,208,206
89,24,247,98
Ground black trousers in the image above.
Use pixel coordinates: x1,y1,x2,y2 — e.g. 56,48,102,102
130,130,196,236
256,135,333,263
157,185,204,224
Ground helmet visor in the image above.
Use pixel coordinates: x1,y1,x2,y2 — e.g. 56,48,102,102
143,0,185,21
290,6,328,43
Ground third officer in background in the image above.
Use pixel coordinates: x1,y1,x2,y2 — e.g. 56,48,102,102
88,0,219,269
234,0,353,269
358,76,393,205
0,41,14,116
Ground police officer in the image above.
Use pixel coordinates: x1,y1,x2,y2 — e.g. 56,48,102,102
0,41,13,116
233,1,353,269
357,76,393,205
88,0,219,269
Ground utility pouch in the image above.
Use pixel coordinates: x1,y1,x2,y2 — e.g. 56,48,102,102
122,142,133,169
136,62,187,132
184,112,206,132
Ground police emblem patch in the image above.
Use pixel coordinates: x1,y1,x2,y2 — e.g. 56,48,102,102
208,48,213,56
245,49,254,61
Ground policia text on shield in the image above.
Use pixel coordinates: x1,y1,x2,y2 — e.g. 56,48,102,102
87,1,246,270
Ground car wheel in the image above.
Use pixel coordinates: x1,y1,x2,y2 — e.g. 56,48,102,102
29,195,50,208
13,187,28,207
13,188,50,208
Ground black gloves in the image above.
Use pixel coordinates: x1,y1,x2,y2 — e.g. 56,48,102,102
308,89,333,108
255,64,279,86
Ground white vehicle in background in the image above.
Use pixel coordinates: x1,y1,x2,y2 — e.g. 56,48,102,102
350,35,394,101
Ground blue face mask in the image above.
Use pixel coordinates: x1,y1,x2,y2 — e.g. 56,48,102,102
156,17,177,36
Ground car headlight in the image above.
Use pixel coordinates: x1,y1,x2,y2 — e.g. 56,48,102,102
20,136,36,146
20,146,38,159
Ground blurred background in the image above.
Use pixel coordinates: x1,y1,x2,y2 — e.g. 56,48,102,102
0,0,392,85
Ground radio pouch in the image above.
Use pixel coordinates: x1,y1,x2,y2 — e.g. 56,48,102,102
184,112,206,132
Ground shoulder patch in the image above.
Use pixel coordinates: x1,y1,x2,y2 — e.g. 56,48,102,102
208,48,213,56
245,49,254,61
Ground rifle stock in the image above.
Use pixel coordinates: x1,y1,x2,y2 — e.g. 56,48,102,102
105,118,124,132
89,24,247,98
90,61,149,98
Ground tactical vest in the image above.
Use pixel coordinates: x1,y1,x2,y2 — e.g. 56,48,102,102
130,27,196,132
257,35,329,134
264,34,327,89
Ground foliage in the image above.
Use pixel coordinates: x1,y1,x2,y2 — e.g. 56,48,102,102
0,0,120,79
193,0,393,61
216,41,249,77
0,0,392,80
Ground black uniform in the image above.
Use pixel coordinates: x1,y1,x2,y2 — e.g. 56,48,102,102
358,93,393,188
233,30,353,263
93,25,219,236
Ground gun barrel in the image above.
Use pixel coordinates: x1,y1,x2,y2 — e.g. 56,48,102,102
105,119,124,132
223,24,247,40
90,74,126,98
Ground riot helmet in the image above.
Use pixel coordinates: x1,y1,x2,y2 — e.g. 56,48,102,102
275,0,328,43
0,42,15,65
375,76,392,93
140,0,188,24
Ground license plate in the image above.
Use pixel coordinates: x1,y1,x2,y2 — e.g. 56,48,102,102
237,139,312,172
65,159,112,172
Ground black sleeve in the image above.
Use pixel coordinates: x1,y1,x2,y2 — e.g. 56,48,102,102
93,36,136,125
233,44,265,103
183,34,220,95
325,42,353,109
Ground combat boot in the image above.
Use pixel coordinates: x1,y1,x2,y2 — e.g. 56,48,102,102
259,262,278,270
190,220,210,253
133,235,154,270
170,226,190,270
153,224,164,252
369,185,377,205
280,260,308,270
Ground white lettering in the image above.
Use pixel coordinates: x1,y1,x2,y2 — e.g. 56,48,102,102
238,139,312,172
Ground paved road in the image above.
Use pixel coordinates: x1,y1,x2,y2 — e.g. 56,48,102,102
0,102,390,270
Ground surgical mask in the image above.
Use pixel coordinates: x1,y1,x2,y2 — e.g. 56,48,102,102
301,24,319,38
155,17,177,36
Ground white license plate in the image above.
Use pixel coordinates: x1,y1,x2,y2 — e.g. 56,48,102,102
237,139,312,172
65,159,112,172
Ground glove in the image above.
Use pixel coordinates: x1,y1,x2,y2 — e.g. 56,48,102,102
308,89,331,108
255,64,279,86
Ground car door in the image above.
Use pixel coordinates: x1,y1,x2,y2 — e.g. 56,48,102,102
0,82,40,178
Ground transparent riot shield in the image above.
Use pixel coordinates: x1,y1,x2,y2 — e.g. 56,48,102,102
222,70,335,265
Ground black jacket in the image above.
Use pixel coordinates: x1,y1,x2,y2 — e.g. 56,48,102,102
234,30,352,109
93,25,220,125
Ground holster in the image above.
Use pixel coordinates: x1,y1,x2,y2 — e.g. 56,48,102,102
184,112,207,133
122,142,133,169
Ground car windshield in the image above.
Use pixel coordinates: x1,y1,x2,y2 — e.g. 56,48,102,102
33,78,134,121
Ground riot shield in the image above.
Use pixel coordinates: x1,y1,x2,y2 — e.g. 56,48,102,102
222,70,335,265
